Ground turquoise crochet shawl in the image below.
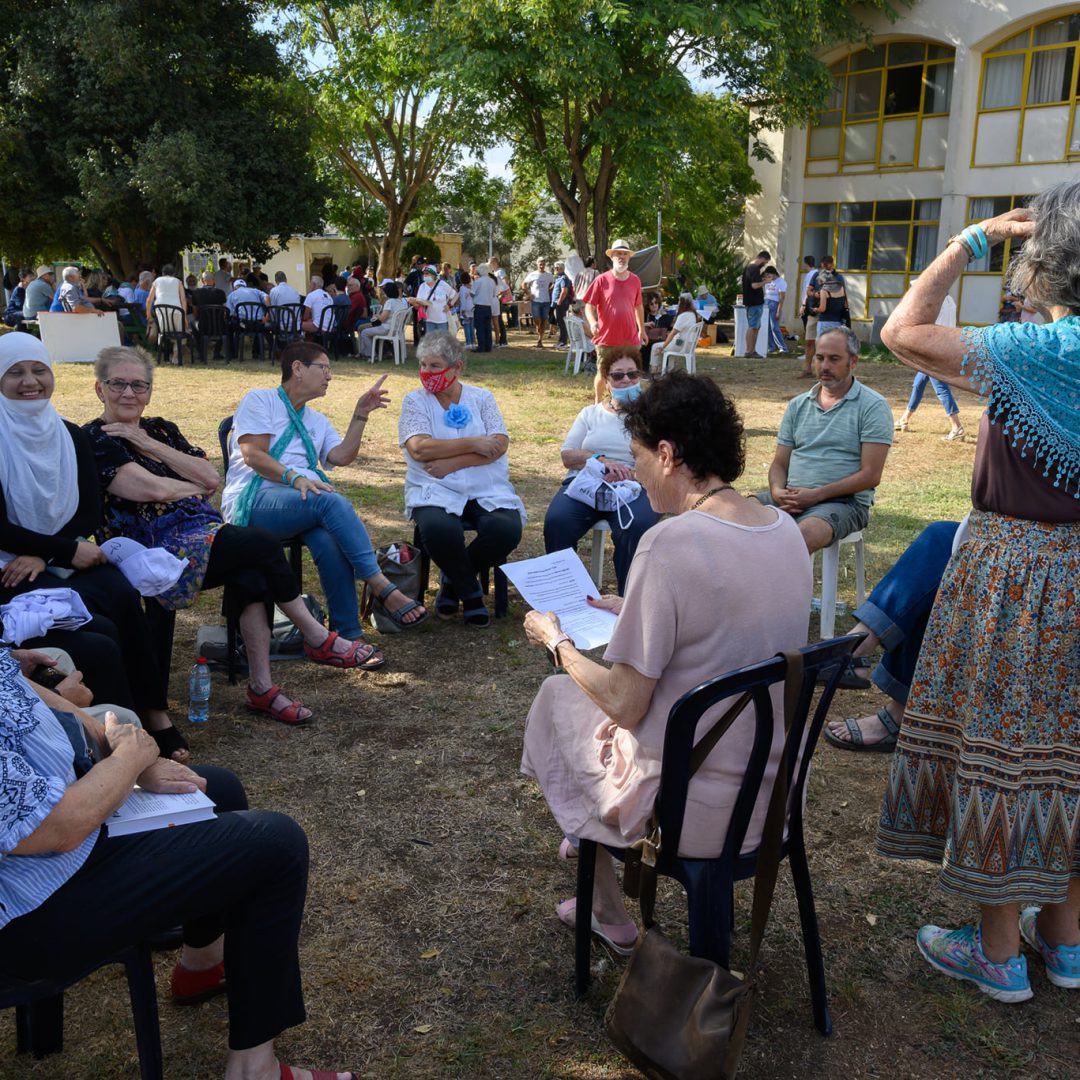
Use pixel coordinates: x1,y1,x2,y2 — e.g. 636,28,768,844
960,315,1080,497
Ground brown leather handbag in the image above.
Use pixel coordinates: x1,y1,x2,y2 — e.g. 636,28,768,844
604,652,803,1080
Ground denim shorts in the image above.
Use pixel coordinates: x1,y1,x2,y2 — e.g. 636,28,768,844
755,490,869,544
531,301,551,320
744,304,763,329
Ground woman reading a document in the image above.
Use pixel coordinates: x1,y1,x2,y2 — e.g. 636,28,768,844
520,371,812,953
0,646,357,1080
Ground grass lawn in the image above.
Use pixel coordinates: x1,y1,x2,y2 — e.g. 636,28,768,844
12,330,1073,1079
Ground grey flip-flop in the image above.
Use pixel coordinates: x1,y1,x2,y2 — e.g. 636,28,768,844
823,706,899,753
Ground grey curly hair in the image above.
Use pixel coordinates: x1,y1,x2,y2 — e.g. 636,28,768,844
416,330,464,368
1007,179,1080,313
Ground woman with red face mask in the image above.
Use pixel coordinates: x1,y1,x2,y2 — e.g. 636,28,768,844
399,333,524,627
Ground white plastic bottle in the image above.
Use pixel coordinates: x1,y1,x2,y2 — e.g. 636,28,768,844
188,656,211,723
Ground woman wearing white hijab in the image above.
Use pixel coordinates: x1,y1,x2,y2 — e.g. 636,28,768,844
0,333,187,761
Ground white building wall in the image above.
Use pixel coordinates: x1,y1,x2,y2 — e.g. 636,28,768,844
744,0,1080,333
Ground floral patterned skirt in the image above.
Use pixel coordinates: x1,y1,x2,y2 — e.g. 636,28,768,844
876,510,1080,905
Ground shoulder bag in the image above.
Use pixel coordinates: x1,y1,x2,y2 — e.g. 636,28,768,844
604,651,803,1080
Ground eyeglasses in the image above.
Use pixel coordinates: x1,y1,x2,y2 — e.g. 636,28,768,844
609,370,641,383
104,378,151,394
306,362,332,373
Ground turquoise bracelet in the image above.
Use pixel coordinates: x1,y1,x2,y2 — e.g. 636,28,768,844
961,224,989,260
281,468,292,484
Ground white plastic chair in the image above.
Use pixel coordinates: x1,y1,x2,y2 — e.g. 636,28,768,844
589,519,611,588
814,530,865,639
660,320,705,375
370,305,410,365
564,315,594,375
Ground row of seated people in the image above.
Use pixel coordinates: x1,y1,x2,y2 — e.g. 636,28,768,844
0,324,893,754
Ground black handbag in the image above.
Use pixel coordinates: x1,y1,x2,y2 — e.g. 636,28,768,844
604,652,803,1080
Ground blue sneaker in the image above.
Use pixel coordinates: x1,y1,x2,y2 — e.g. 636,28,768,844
916,924,1033,1003
1019,908,1080,989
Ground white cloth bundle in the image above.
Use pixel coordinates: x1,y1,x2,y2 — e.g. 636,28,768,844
0,588,92,645
564,456,641,529
100,537,185,597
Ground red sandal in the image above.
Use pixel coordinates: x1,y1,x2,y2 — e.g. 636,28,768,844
304,630,385,670
245,685,312,726
170,960,226,1005
279,1065,358,1080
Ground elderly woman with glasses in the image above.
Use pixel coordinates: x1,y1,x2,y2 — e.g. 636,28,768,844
543,346,662,594
221,341,427,641
875,180,1080,1003
400,333,524,628
83,347,376,729
0,333,186,760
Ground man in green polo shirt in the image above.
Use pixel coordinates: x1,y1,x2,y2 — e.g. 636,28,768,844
757,327,893,553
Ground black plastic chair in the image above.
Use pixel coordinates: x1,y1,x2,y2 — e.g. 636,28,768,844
412,522,509,618
269,303,303,363
233,301,270,362
313,303,348,359
152,304,195,366
195,303,231,363
217,416,306,684
573,633,861,1037
0,943,163,1078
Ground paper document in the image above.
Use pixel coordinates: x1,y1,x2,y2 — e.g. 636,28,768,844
500,549,618,650
107,787,216,837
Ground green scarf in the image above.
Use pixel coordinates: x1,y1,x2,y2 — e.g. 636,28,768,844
231,386,331,526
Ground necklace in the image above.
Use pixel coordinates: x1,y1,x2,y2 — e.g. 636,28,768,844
689,485,729,512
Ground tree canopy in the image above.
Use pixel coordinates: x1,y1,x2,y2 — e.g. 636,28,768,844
443,0,894,265
278,0,496,277
0,0,323,276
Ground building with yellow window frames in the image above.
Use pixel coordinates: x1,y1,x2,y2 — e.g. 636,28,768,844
742,2,1080,333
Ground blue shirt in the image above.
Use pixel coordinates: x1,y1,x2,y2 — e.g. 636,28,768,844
227,286,268,316
0,648,98,930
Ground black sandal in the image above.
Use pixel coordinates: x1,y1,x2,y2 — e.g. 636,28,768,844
435,575,459,620
149,725,190,762
462,601,491,629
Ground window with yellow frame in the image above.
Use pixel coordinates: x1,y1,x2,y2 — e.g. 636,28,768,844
800,199,941,319
973,12,1080,166
805,41,954,176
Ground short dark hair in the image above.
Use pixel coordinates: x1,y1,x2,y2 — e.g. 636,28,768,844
161,263,175,276
219,257,229,268
621,370,745,483
820,255,835,266
280,341,328,383
756,250,771,261
763,265,779,277
382,281,400,299
585,256,596,268
459,271,471,285
598,347,639,382
803,255,816,267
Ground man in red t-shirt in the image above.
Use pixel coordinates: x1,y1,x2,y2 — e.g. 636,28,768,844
583,239,646,401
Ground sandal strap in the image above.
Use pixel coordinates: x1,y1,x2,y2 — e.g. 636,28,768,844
840,717,866,746
375,582,399,602
306,630,341,661
876,705,901,737
247,684,283,709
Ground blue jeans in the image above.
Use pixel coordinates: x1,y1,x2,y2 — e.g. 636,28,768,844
462,316,475,346
543,482,661,595
247,485,381,641
765,299,786,352
854,521,958,704
425,321,448,333
473,305,492,352
906,372,959,416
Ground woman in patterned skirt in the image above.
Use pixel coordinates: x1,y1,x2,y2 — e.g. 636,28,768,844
876,181,1080,1002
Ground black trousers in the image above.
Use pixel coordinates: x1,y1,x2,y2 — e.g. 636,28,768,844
0,767,309,1051
202,524,301,620
412,500,521,604
554,301,570,344
3,564,168,711
473,304,493,352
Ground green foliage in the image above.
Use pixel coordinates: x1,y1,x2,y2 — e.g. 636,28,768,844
276,0,498,276
401,234,443,267
0,0,323,275
441,0,895,263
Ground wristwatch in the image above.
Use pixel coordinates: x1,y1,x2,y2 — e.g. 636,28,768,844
546,633,574,664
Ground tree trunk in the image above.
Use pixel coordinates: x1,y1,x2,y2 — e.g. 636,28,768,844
378,208,405,280
592,188,610,272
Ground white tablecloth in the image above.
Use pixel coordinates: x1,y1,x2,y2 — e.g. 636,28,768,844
733,306,767,358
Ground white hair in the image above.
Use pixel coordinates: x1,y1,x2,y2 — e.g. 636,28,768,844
1008,179,1080,313
62,266,79,282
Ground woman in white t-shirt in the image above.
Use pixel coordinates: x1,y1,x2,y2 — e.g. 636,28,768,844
543,348,662,594
221,341,428,641
648,294,698,374
146,263,189,332
399,333,524,628
407,264,457,333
